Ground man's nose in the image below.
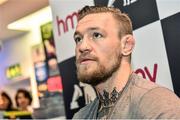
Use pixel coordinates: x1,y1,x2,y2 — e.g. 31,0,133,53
78,37,92,53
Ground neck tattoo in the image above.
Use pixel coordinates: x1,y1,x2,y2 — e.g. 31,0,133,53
98,87,120,108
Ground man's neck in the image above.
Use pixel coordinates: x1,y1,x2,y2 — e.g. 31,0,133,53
95,61,132,108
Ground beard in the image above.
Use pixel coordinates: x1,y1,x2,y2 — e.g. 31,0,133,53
76,50,122,86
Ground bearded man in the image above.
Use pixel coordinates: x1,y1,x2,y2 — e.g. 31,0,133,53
73,6,180,119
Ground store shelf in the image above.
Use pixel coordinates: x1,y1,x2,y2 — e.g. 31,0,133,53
6,76,30,86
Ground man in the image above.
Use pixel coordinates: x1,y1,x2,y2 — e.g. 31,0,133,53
73,6,180,119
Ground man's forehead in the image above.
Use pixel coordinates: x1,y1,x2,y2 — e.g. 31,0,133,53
76,13,114,30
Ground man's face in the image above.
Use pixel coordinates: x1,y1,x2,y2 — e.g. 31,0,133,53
75,13,122,86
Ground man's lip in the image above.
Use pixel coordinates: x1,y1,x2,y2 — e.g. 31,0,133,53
79,58,96,64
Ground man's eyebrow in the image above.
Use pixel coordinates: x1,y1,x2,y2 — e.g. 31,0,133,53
73,31,81,38
87,27,99,31
74,27,100,38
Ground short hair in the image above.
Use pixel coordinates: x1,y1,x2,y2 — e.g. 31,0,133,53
78,6,133,39
15,89,32,107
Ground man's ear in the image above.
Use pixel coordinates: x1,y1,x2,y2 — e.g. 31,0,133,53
121,34,135,56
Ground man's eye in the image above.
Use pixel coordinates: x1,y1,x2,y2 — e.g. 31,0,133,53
93,32,103,39
74,36,82,44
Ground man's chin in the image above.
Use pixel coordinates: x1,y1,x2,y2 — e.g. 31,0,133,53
77,71,105,86
78,78,101,86
77,64,96,73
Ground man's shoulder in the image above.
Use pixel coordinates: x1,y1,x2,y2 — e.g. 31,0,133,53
131,73,159,91
131,73,178,98
73,98,99,119
138,86,180,118
129,73,172,104
130,73,180,118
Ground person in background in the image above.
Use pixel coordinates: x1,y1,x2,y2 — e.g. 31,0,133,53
0,92,13,111
15,89,32,112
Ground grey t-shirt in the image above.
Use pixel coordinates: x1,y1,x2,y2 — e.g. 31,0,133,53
73,73,180,119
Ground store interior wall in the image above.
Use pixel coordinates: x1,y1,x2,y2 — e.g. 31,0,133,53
0,27,43,108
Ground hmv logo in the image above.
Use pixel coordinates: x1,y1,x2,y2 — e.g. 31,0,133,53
123,0,138,6
56,11,78,36
135,63,158,82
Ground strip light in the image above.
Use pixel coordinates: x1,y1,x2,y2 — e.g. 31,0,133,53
8,6,52,30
